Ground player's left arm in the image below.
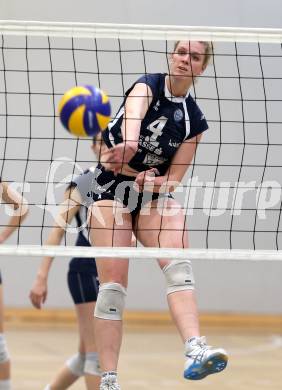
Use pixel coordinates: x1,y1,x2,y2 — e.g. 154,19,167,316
135,134,202,193
0,182,29,243
165,134,202,187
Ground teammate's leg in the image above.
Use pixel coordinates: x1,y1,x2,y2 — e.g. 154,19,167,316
46,266,99,390
46,302,101,390
46,328,85,390
46,353,84,390
68,261,101,390
75,302,100,389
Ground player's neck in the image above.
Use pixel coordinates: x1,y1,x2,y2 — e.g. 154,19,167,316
165,75,191,97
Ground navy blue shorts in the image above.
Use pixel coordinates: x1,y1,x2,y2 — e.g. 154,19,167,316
67,235,99,304
67,265,99,304
89,164,172,223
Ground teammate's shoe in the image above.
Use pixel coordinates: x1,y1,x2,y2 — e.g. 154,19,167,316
100,372,121,390
184,336,228,380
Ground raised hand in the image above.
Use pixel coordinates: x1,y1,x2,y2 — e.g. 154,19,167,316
100,142,137,174
134,168,160,192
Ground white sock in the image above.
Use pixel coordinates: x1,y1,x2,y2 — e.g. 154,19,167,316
43,385,51,390
0,379,12,390
102,371,117,379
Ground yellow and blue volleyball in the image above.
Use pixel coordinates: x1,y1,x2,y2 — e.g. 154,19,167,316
58,85,111,137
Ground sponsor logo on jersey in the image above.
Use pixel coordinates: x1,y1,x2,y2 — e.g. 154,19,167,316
143,153,166,166
174,108,183,122
169,139,181,148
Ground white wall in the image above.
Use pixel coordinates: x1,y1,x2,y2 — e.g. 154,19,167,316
2,0,282,27
1,0,282,314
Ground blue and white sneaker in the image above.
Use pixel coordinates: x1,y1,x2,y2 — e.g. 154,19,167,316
184,336,228,380
100,372,121,390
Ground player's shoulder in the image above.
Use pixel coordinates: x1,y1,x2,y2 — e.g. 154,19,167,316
135,73,165,95
185,94,208,138
186,94,204,115
137,72,164,85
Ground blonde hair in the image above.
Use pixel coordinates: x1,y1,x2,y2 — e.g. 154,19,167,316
173,41,212,68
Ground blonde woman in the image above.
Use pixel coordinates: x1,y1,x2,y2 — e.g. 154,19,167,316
87,41,228,389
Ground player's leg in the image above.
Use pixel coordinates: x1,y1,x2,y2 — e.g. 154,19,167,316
46,258,99,390
75,302,100,390
135,198,200,338
45,357,83,390
0,276,11,390
46,300,101,390
72,266,101,390
135,198,228,380
89,199,132,389
45,263,92,390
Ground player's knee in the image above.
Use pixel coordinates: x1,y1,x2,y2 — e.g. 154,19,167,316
84,352,101,376
0,334,9,363
66,353,85,377
94,282,127,320
162,260,195,294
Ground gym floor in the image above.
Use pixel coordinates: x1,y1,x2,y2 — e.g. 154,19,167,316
7,320,282,390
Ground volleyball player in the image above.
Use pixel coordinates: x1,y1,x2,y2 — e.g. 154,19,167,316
86,41,228,389
0,178,29,390
29,137,105,390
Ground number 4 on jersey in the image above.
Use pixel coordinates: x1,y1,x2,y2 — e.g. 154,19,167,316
145,116,168,147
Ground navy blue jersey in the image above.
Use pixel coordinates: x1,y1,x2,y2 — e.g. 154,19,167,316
102,73,208,176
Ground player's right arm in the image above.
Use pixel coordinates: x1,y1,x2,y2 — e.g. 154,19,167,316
29,186,81,309
101,83,153,174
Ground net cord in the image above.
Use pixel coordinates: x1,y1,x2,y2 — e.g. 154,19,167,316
0,20,282,43
0,245,282,261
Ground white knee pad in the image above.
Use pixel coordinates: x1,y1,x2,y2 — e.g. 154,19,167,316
0,334,9,363
94,282,127,320
84,352,101,376
66,353,85,377
162,260,195,294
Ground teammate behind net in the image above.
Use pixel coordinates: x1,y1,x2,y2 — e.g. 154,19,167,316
29,136,105,390
85,41,228,390
0,177,29,390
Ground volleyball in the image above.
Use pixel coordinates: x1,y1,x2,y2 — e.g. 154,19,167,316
58,85,111,137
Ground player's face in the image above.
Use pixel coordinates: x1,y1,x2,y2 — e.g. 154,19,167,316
170,41,207,79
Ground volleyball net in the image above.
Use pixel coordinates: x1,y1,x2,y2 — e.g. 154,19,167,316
1,20,282,260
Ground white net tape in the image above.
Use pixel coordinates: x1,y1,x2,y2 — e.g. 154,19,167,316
1,245,282,261
1,20,282,43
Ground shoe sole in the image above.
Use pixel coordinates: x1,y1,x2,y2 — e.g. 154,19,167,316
184,352,228,380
